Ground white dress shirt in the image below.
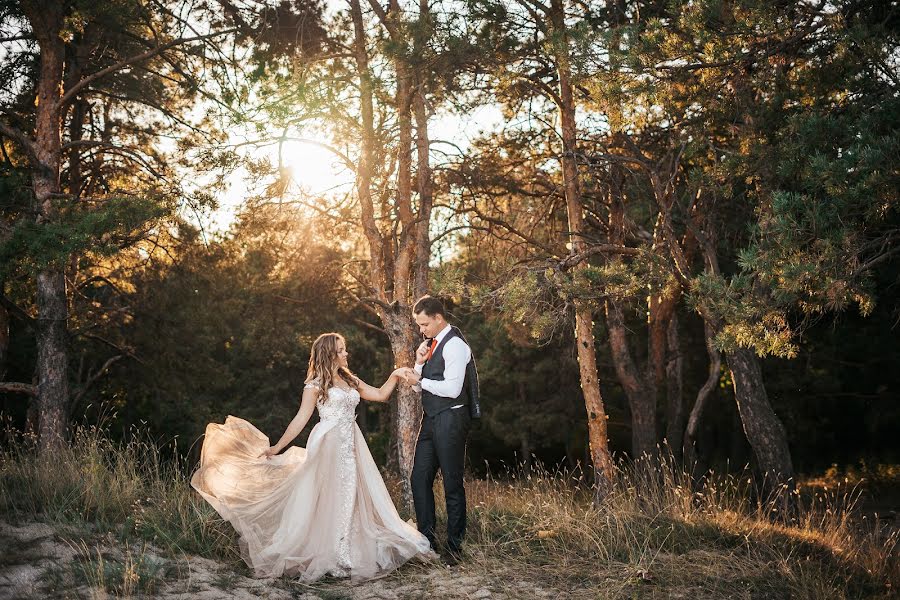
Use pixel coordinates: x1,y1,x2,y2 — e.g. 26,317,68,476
414,324,472,407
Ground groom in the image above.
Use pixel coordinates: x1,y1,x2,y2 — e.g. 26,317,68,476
403,295,480,562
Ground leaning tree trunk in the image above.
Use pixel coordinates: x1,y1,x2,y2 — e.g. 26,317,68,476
648,274,682,459
25,0,69,453
605,298,656,460
550,0,615,499
683,319,720,467
605,170,657,460
725,348,795,492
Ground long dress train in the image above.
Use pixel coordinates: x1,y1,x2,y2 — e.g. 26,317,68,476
190,382,434,581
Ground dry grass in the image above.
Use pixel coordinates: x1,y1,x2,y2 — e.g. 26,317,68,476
0,424,240,566
68,540,170,598
452,458,898,598
1,424,897,599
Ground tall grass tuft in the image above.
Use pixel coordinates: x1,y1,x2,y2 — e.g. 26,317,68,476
0,422,239,565
69,540,169,598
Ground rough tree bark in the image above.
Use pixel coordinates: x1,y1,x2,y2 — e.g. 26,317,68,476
661,187,795,491
412,73,433,297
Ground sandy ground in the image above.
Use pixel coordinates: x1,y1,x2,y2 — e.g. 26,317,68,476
0,520,566,599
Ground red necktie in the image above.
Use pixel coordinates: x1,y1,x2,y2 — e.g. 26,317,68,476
425,338,438,361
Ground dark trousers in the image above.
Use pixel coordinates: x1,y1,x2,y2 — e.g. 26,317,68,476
411,407,470,553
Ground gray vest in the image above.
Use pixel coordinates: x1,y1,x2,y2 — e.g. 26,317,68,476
421,328,470,417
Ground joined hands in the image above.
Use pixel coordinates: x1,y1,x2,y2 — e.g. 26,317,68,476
392,367,420,386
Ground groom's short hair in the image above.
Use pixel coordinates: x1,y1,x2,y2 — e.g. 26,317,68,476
413,295,446,318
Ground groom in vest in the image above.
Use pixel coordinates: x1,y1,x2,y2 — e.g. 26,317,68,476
405,295,480,562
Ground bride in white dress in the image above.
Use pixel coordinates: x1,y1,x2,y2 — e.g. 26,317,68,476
190,332,435,581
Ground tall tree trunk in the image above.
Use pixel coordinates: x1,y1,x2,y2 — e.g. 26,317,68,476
412,0,434,298
664,312,684,460
726,348,795,491
25,0,69,453
385,0,421,513
683,202,795,494
550,0,614,499
649,279,682,459
380,307,421,512
648,211,680,395
351,0,434,511
350,0,385,296
35,271,68,451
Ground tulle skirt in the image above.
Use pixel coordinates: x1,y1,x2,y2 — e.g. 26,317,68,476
190,416,434,581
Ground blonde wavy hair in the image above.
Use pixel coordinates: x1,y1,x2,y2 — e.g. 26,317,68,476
305,333,359,403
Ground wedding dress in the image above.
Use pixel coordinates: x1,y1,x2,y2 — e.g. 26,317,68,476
190,381,434,581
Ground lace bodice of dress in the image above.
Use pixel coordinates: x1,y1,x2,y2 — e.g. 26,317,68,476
305,382,360,424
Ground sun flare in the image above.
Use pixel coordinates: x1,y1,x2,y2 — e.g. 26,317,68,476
276,139,353,195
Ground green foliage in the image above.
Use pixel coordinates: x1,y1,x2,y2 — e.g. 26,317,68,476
489,269,568,341
611,0,900,358
0,196,169,278
739,96,900,320
688,272,799,358
457,309,588,466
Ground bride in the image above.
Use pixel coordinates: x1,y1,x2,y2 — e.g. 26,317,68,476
190,332,435,581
